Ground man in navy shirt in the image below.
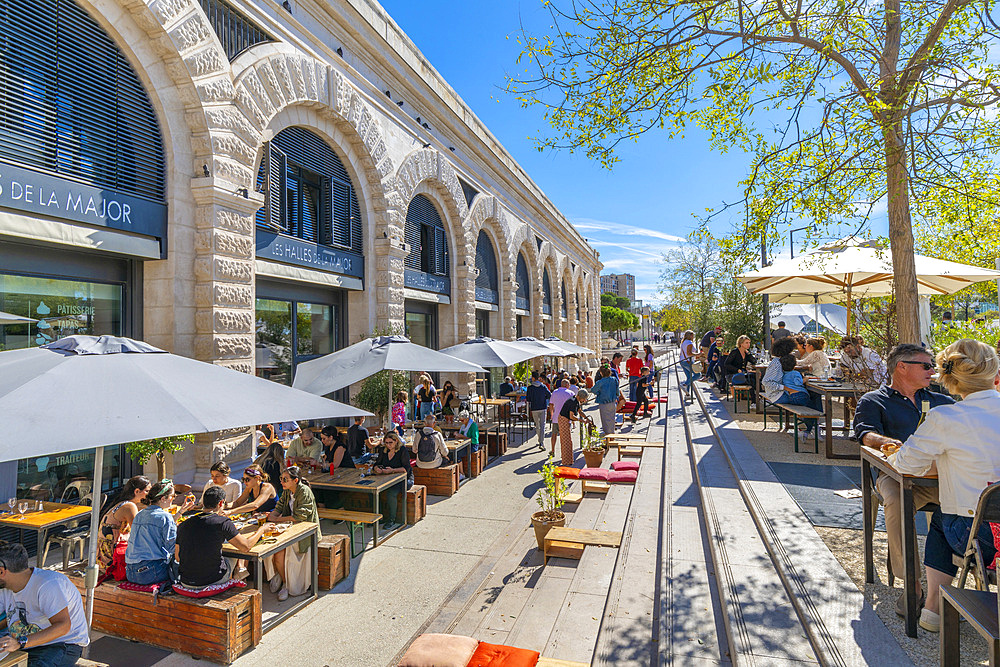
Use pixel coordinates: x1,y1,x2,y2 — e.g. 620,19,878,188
853,343,954,615
525,371,552,450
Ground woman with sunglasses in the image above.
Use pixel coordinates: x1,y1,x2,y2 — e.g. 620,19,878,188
97,475,150,579
124,480,195,585
264,466,321,601
372,432,413,531
224,464,278,515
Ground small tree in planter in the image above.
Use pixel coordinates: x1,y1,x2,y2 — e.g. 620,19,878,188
581,427,606,468
531,456,568,549
125,434,194,481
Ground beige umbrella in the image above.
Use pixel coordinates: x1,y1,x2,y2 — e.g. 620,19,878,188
737,237,1000,332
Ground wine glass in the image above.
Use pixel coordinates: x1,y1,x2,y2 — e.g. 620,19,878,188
17,502,27,520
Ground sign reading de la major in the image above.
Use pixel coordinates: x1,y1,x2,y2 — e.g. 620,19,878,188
0,160,167,239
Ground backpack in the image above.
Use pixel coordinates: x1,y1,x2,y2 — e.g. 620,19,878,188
417,430,438,463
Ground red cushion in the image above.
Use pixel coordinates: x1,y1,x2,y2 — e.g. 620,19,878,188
578,467,609,481
611,460,639,471
608,469,638,483
553,466,580,479
397,634,479,667
118,581,167,593
467,642,540,667
173,579,246,598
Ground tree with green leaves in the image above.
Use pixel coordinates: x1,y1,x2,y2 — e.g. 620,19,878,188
510,0,1000,343
126,435,194,481
658,226,722,334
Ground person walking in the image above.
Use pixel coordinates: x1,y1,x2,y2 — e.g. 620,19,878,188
625,348,643,401
592,366,621,436
525,370,552,451
679,330,700,398
631,367,652,423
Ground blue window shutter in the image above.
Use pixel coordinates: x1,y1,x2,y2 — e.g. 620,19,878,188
263,143,286,231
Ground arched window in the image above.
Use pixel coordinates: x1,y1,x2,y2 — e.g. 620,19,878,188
0,0,165,202
542,268,552,315
561,281,568,318
474,231,498,304
256,127,362,254
198,0,274,61
515,253,530,310
403,194,449,294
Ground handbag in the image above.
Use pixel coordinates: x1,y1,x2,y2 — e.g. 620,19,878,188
692,360,704,373
448,396,462,409
731,372,747,385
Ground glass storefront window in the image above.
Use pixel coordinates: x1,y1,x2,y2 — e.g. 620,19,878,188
15,445,121,502
255,297,336,385
0,274,123,351
405,311,432,349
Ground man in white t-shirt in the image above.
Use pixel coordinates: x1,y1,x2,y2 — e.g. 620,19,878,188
0,541,89,665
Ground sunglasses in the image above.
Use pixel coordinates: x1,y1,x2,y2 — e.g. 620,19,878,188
899,360,934,371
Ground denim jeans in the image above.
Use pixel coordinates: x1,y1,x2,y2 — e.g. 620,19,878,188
680,360,699,389
25,642,83,667
126,558,173,585
925,509,996,577
418,402,434,420
628,376,639,401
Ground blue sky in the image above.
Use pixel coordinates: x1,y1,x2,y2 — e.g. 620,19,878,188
378,0,756,305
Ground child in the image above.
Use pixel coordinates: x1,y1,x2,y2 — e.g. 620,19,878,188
776,354,820,435
631,367,652,423
391,390,407,436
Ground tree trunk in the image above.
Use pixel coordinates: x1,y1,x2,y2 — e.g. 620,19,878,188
883,122,920,343
155,452,166,482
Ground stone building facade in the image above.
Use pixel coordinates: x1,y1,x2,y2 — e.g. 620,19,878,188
0,0,601,491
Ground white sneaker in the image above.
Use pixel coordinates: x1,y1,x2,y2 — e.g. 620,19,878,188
919,607,940,633
233,568,249,581
277,587,289,602
268,573,282,593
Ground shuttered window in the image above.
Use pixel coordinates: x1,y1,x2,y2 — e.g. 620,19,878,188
515,253,530,310
0,0,165,202
255,127,362,252
542,268,552,315
404,194,449,277
561,282,568,318
475,231,498,304
197,0,274,61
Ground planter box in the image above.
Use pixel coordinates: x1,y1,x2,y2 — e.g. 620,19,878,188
469,448,488,477
406,484,427,524
413,464,460,497
70,576,260,664
318,534,350,590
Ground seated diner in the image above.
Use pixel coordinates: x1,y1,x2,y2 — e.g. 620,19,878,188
286,428,322,467
225,464,278,514
456,410,480,453
411,413,449,469
265,466,321,602
373,431,414,531
321,425,355,471
97,475,151,579
125,480,195,585
201,461,241,505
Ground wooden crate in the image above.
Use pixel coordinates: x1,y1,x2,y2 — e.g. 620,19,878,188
486,431,508,457
318,534,350,590
71,577,260,664
406,484,427,524
469,447,488,477
413,464,459,497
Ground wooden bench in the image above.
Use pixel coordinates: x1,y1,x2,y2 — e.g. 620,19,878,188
766,403,823,453
731,384,752,413
619,446,643,458
941,585,999,665
0,652,26,667
317,534,350,590
70,576,260,664
582,480,611,494
406,484,427,524
543,527,623,564
469,447,488,477
317,508,382,557
413,463,460,497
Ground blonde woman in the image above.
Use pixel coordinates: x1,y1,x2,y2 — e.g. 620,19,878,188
679,330,699,393
888,339,1000,632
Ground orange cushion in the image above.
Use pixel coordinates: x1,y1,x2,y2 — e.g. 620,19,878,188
553,466,580,479
467,642,540,667
397,634,479,667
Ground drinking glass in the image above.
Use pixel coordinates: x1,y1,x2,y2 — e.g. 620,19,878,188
17,502,27,519
6,498,14,515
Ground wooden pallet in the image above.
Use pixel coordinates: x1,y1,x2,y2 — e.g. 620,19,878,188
582,480,611,494
70,576,261,664
469,447,488,477
486,431,508,457
406,484,427,524
543,527,622,564
619,446,644,457
413,463,460,497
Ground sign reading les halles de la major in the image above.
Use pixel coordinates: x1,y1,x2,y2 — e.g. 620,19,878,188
0,160,167,239
256,228,365,279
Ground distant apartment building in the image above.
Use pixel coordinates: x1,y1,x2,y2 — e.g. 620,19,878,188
601,273,636,301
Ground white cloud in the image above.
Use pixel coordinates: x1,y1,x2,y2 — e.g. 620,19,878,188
571,217,687,244
589,240,669,259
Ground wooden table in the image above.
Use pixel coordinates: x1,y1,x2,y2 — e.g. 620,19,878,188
0,501,92,560
804,378,869,459
305,468,406,546
470,397,512,436
444,437,472,477
222,520,318,632
0,651,27,667
861,445,938,638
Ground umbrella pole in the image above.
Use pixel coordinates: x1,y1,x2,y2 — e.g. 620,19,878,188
387,372,393,432
846,286,853,335
84,445,104,632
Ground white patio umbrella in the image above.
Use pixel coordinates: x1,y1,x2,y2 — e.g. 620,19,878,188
771,303,849,334
292,335,485,427
0,310,35,325
0,334,371,625
439,336,539,368
737,237,1000,331
542,336,592,356
514,336,574,357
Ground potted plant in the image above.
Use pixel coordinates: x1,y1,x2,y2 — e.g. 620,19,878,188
581,428,605,468
531,456,567,550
